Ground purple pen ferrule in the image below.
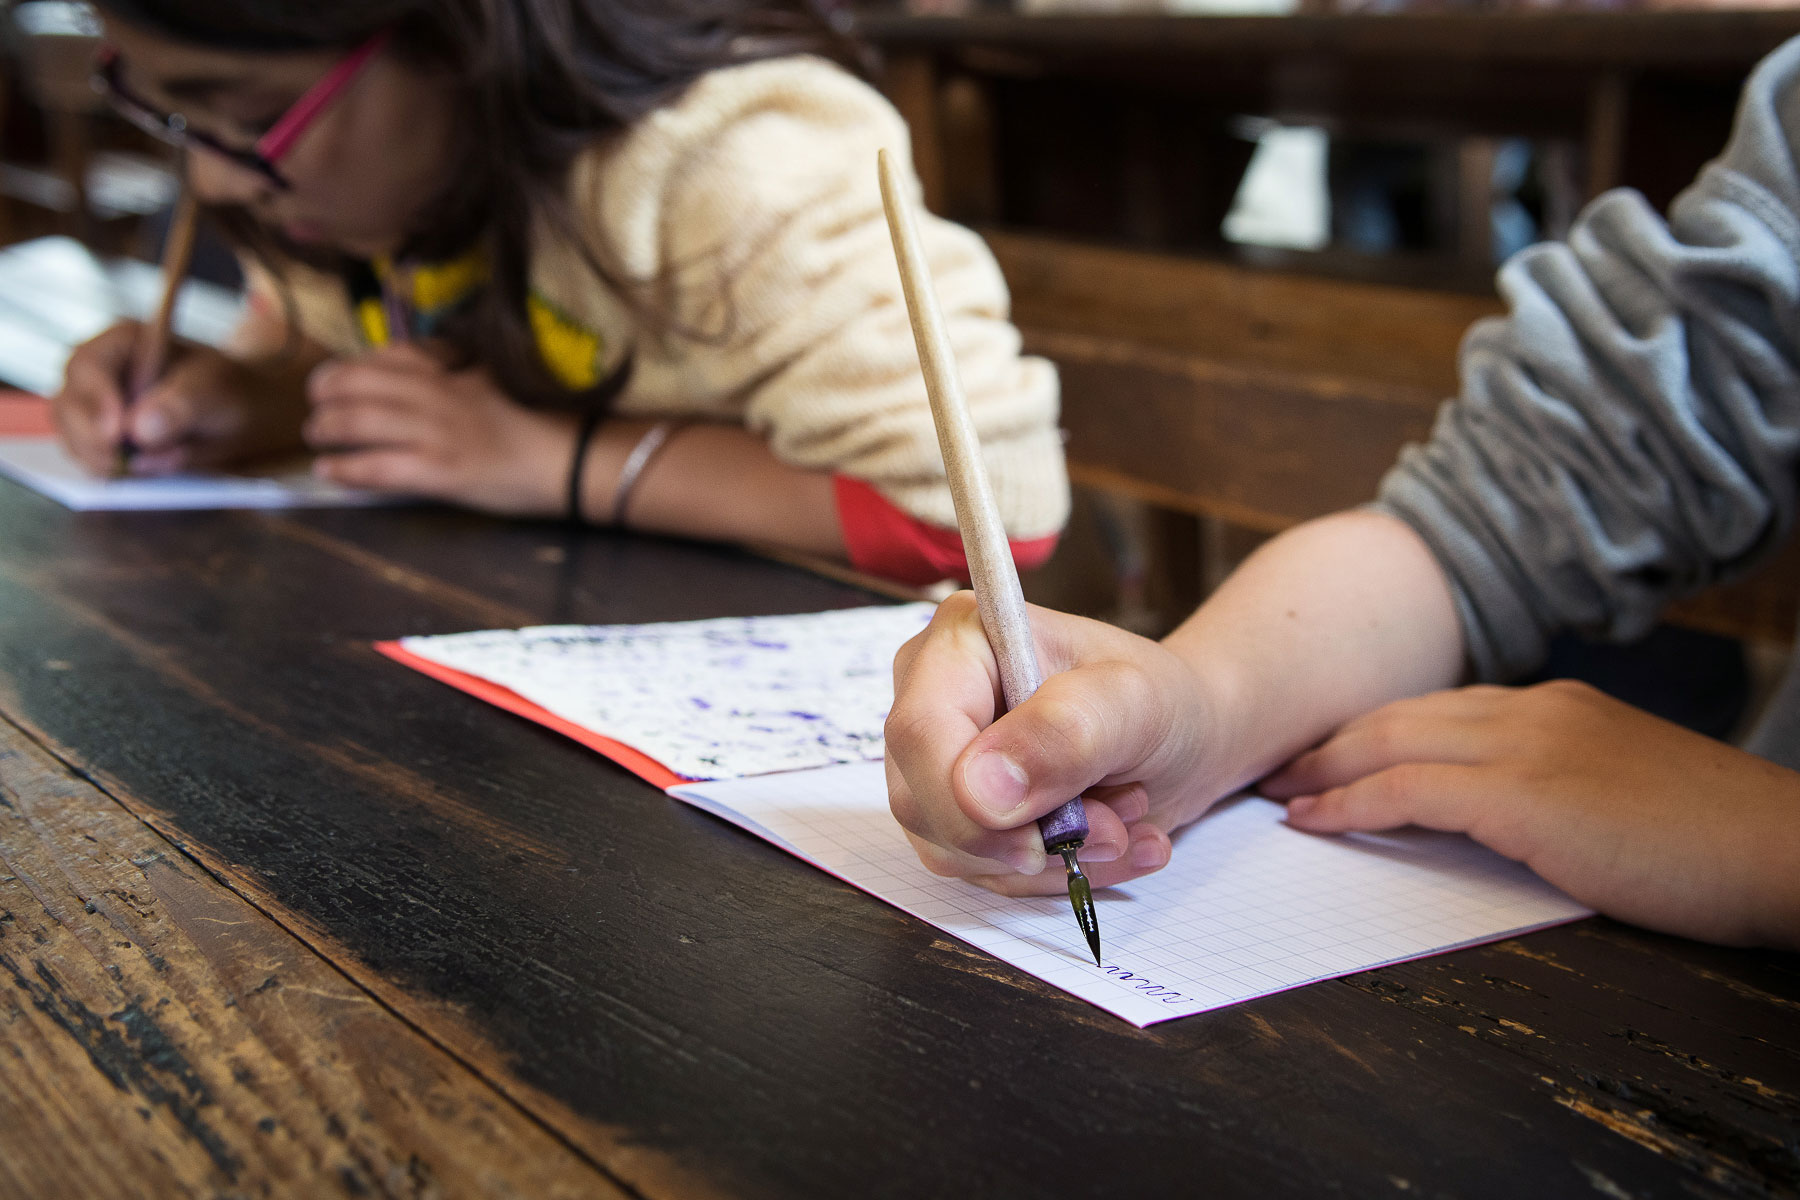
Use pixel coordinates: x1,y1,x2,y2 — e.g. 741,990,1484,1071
1037,798,1088,853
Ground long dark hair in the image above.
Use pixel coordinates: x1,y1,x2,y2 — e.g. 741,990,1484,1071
92,0,858,406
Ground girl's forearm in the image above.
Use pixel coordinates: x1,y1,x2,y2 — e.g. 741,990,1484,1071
576,419,845,557
1162,509,1466,791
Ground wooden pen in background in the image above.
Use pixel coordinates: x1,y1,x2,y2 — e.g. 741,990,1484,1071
116,185,201,475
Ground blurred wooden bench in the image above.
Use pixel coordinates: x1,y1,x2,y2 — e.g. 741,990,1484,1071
0,2,175,249
990,230,1800,645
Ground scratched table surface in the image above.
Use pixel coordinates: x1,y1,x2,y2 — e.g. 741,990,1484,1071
0,477,1795,1200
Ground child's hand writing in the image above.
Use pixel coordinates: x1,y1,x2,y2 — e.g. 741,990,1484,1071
885,592,1231,896
1266,681,1800,948
305,344,574,513
52,321,305,476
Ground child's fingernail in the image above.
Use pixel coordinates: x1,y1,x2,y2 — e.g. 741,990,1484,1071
966,751,1028,819
1286,795,1317,819
1084,838,1124,863
1131,838,1166,869
1006,847,1043,875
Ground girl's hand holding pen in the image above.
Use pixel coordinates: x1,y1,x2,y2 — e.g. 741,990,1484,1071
885,592,1226,896
51,320,306,477
305,343,575,514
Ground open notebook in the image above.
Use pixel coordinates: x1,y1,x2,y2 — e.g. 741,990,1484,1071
0,237,389,511
380,606,1590,1027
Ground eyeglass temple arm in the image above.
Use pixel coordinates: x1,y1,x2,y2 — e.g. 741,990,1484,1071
256,28,392,164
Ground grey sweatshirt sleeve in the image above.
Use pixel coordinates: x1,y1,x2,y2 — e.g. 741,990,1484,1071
1375,35,1800,681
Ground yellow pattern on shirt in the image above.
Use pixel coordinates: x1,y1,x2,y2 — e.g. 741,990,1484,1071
361,252,606,390
526,294,603,390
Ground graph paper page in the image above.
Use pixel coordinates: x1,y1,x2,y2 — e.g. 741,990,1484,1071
671,761,1591,1027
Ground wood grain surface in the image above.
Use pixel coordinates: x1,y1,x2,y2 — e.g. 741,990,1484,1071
0,479,1794,1199
0,713,616,1200
988,230,1501,395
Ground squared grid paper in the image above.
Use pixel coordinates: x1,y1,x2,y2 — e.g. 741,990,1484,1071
671,761,1592,1027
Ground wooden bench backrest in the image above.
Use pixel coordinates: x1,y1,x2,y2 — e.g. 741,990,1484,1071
987,230,1500,394
990,231,1798,643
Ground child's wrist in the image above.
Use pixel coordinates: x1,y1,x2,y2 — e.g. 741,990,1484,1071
469,407,582,519
567,418,667,525
1747,771,1800,950
1157,629,1264,796
565,408,609,524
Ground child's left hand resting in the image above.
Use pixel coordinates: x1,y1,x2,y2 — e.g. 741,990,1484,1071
1263,680,1800,949
304,344,573,514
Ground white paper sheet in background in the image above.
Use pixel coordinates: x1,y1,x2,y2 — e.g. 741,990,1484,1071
672,761,1592,1027
398,604,937,780
0,237,392,511
0,437,391,511
0,236,243,397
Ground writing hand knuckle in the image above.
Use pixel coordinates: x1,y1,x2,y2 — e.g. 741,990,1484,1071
891,632,923,684
1034,692,1100,764
883,708,935,763
937,590,977,622
887,784,922,833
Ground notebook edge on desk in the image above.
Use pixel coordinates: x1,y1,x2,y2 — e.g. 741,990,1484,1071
0,434,400,511
373,640,687,790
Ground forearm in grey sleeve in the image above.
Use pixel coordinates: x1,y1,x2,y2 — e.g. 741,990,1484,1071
1375,35,1800,681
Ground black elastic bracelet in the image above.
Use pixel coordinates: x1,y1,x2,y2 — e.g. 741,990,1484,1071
560,352,635,527
565,404,609,527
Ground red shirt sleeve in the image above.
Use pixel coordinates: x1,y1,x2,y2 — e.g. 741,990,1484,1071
834,475,1059,586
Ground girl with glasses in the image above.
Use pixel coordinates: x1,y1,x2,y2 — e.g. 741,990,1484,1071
53,0,1068,582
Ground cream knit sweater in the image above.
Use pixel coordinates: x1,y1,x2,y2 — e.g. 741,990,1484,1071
259,55,1070,540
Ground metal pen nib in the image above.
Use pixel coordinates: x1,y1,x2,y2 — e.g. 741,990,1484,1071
1058,844,1102,966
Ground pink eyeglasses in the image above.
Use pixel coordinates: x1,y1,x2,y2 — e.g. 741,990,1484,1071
94,29,392,190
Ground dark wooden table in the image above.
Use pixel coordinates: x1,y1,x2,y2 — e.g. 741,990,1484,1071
0,476,1795,1199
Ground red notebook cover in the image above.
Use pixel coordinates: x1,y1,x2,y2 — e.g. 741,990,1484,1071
0,392,56,436
374,640,687,791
